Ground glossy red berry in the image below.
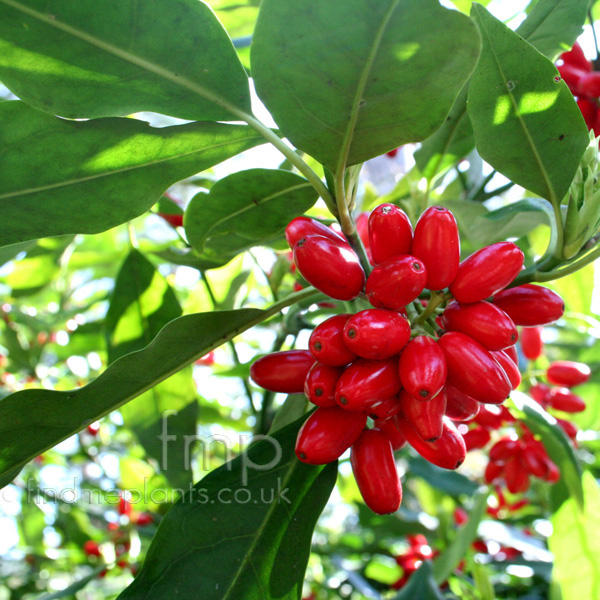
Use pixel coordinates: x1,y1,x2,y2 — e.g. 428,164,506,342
398,336,447,400
411,206,460,290
462,427,491,451
400,388,446,441
578,70,600,97
368,203,413,264
444,384,480,421
560,42,592,72
519,442,550,478
365,255,427,309
489,436,520,462
438,332,511,404
304,363,344,407
343,309,411,360
441,301,518,351
398,415,466,470
285,216,347,248
158,212,184,228
520,327,544,360
135,513,154,527
547,388,586,413
335,358,402,412
250,350,314,393
295,407,367,464
83,540,102,557
309,314,357,366
504,458,530,494
492,284,564,326
491,350,521,390
351,429,402,514
547,361,591,387
449,242,524,304
557,62,588,93
374,414,407,450
484,460,504,484
294,236,365,300
556,417,578,441
368,394,402,420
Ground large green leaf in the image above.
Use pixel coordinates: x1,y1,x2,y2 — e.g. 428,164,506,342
0,287,318,490
415,0,589,183
516,0,589,61
251,0,481,170
118,417,337,600
393,561,445,600
511,391,583,509
468,5,588,205
185,169,318,267
549,472,600,600
106,250,197,489
0,102,265,247
0,0,250,120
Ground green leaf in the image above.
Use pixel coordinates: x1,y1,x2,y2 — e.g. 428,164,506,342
468,198,552,245
393,560,445,600
251,0,481,170
515,0,589,61
0,102,265,247
408,455,479,497
0,288,318,490
105,250,197,489
549,472,600,600
511,391,584,509
185,169,318,266
6,236,73,297
468,5,588,205
432,488,488,585
0,0,251,120
269,394,308,434
117,417,337,600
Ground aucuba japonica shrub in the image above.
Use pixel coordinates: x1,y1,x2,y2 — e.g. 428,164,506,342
0,0,600,599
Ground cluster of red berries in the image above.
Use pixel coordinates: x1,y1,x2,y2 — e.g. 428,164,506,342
251,204,566,515
557,42,600,134
391,534,436,589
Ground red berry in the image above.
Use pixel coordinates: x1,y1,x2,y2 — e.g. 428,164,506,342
374,414,407,450
304,363,344,407
285,216,348,249
463,427,491,451
343,309,411,360
335,358,402,412
83,540,102,557
545,461,561,483
135,512,154,527
547,361,591,387
520,327,544,360
365,255,427,309
444,384,480,421
560,42,592,72
492,284,564,326
87,422,100,436
294,236,365,300
398,415,466,470
355,212,371,256
504,344,519,365
309,314,357,366
158,212,184,228
411,206,460,290
351,429,402,514
438,332,512,404
449,242,524,304
368,204,413,264
547,388,586,413
491,349,522,390
489,436,520,462
484,460,504,484
504,458,530,494
118,492,132,517
398,336,447,400
441,301,518,351
577,97,598,130
400,388,446,441
519,442,550,478
368,394,402,420
250,350,314,393
556,417,578,441
578,71,600,97
530,383,551,407
295,407,367,464
557,62,588,94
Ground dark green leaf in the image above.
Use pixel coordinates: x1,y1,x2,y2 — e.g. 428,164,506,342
251,0,480,169
432,488,487,585
117,417,337,600
408,455,479,497
105,250,197,489
512,391,584,509
549,472,600,600
0,288,318,490
0,0,251,120
393,560,444,600
468,5,588,205
0,240,36,268
515,0,589,61
269,394,308,434
0,102,265,247
185,169,318,266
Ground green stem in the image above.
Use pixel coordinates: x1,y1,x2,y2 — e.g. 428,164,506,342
537,200,565,272
533,243,600,282
412,291,446,327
